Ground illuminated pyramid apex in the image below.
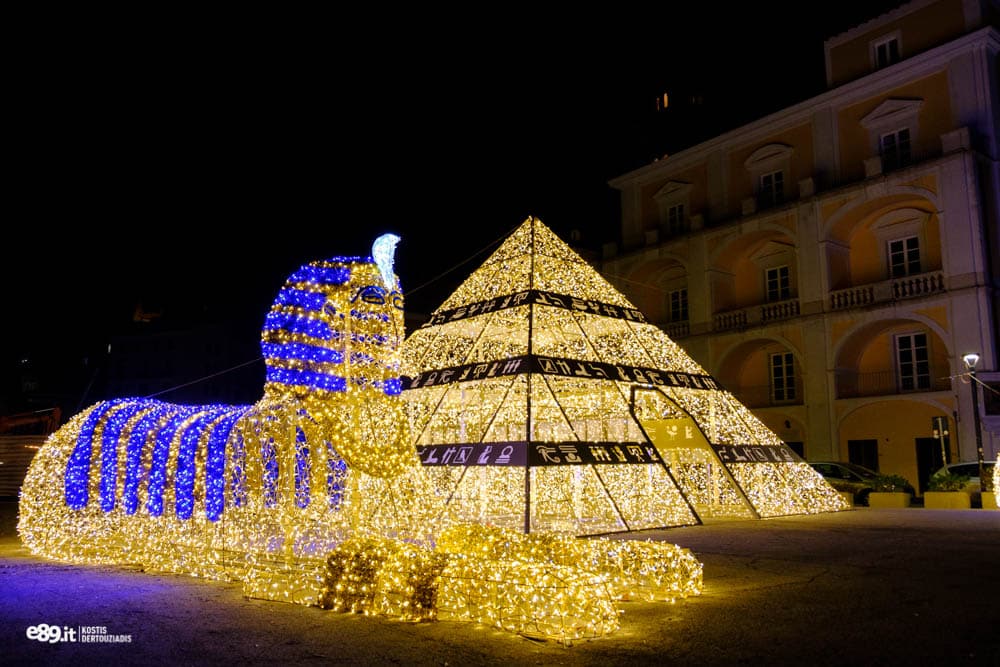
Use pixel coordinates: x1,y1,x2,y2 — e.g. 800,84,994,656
437,216,635,312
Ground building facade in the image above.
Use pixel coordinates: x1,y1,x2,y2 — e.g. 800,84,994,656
604,0,1000,493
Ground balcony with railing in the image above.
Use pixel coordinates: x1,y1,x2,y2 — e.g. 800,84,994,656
714,298,800,332
830,271,945,311
728,383,803,409
665,321,690,339
835,368,951,399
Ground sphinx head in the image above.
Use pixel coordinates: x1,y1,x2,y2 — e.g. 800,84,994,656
261,234,404,405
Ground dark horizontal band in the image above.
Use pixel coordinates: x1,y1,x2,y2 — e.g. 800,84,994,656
421,289,647,327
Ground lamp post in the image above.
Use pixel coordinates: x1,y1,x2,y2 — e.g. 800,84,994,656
931,415,949,466
962,353,987,492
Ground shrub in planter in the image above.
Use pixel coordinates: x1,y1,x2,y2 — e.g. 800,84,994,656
870,473,913,493
925,473,972,509
867,473,913,508
926,473,969,492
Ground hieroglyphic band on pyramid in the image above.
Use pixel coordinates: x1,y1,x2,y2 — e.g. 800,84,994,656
401,216,846,534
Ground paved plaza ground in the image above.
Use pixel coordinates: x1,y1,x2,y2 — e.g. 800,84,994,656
1,501,997,666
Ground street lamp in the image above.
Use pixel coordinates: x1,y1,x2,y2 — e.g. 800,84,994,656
931,415,949,466
962,353,987,492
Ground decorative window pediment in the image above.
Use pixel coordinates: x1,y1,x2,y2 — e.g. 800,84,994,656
744,143,793,171
652,180,693,202
860,98,923,130
749,240,795,268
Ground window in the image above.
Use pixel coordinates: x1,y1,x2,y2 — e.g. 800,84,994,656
770,352,796,402
848,439,879,472
758,170,784,208
896,333,930,391
887,236,920,277
744,143,793,211
860,99,922,175
668,288,688,322
765,265,790,302
666,203,686,236
872,35,900,69
880,128,911,171
653,181,693,237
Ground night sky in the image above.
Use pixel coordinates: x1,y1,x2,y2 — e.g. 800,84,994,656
4,3,902,412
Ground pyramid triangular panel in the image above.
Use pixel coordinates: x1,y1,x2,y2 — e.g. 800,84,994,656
402,217,845,535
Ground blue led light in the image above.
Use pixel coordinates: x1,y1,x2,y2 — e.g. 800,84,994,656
349,309,392,323
294,427,310,509
263,311,332,340
261,342,344,365
146,409,198,516
274,287,327,311
123,404,172,515
175,407,232,521
65,399,130,510
265,367,347,392
100,400,157,512
288,264,352,285
384,378,402,396
205,409,249,522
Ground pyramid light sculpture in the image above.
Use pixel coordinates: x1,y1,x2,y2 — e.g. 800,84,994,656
402,217,846,533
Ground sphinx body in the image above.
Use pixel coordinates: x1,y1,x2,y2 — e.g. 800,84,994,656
18,236,433,591
17,234,703,640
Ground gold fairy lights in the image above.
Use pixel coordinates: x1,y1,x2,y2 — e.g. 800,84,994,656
19,239,418,587
402,216,846,535
317,524,702,641
17,217,845,642
17,230,705,642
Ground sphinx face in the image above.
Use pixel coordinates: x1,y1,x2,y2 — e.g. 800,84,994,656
259,239,412,478
261,253,404,405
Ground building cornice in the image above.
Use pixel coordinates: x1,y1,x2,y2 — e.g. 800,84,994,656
605,148,973,266
823,0,939,50
609,26,999,190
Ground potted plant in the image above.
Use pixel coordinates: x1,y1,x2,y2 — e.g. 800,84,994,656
867,473,913,508
984,463,998,510
923,473,971,509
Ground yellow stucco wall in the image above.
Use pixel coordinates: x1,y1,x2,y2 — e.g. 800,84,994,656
827,0,965,87
711,270,735,312
830,318,856,351
857,332,893,375
731,257,761,308
924,214,942,270
838,399,942,490
838,72,954,183
849,224,883,285
914,305,948,334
